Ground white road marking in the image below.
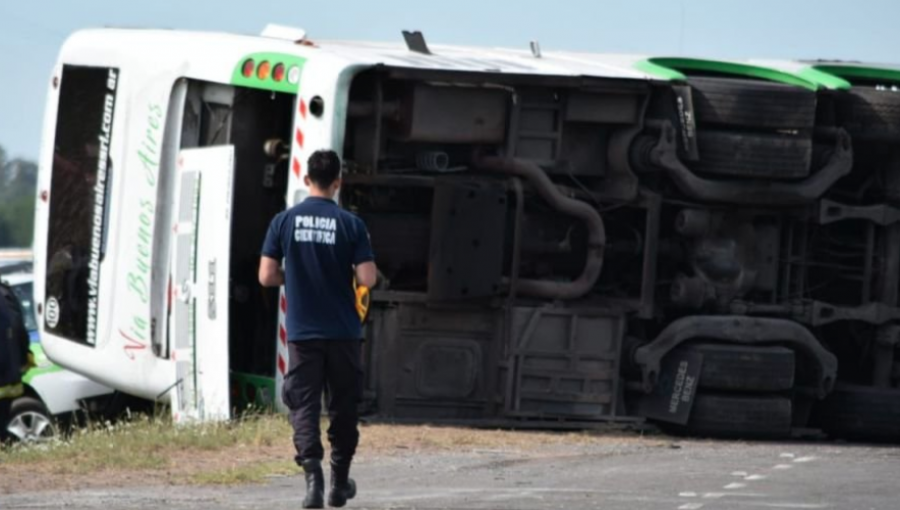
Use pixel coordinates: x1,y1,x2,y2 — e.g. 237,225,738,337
702,492,766,499
675,451,822,510
611,495,715,506
757,503,829,509
365,487,620,502
673,452,820,510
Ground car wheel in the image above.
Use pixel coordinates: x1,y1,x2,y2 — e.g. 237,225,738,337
7,397,56,443
689,77,817,130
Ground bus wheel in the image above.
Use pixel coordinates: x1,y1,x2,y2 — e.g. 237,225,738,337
7,397,56,443
675,393,793,439
835,87,900,140
816,384,900,442
693,130,812,180
673,343,796,393
688,77,817,130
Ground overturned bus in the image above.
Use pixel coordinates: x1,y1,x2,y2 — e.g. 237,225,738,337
32,25,900,440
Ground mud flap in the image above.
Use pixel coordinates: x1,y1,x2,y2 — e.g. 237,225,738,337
635,350,703,425
672,84,699,161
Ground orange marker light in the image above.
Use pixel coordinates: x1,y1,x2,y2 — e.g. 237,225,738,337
241,59,255,78
257,61,271,80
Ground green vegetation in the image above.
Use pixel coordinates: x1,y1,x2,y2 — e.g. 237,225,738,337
0,144,38,248
1,413,293,472
190,460,297,485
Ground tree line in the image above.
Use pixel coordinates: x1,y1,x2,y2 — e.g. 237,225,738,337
0,144,38,248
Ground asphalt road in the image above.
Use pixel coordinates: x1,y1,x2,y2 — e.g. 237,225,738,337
2,438,898,509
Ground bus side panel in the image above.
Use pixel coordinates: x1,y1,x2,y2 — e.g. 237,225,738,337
34,33,196,399
272,60,356,412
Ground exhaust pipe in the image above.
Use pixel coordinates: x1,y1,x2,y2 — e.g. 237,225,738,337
476,156,606,300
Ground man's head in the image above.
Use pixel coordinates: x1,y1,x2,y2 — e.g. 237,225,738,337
305,149,342,196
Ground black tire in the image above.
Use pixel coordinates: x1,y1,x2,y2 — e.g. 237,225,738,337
835,87,900,139
817,384,900,442
684,393,792,439
673,343,796,392
689,77,817,130
7,397,56,443
694,130,812,179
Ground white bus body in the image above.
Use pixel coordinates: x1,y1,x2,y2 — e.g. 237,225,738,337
35,26,900,438
32,26,662,422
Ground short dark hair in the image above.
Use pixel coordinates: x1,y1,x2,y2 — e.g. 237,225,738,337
307,150,342,188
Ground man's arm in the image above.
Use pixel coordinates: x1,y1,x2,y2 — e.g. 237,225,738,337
352,217,377,289
259,256,285,287
355,261,377,289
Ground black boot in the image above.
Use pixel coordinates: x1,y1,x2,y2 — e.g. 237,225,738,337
301,459,325,509
327,462,357,508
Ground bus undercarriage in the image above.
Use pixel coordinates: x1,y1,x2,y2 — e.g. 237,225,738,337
315,66,899,440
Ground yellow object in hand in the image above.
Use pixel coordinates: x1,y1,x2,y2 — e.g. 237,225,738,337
355,285,370,323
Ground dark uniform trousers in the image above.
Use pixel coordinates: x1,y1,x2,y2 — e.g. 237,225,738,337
0,398,10,443
282,339,363,466
1,281,28,445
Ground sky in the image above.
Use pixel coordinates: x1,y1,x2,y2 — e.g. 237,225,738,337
0,0,897,160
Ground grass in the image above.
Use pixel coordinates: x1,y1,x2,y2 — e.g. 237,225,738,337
189,460,298,485
0,412,296,491
2,412,291,468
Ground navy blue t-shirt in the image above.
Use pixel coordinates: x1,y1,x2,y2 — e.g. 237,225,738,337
261,197,374,341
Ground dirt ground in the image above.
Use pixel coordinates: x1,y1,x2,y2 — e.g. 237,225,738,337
0,421,664,495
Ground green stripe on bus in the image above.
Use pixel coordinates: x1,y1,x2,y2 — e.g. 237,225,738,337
637,57,828,91
795,67,853,90
23,344,64,384
634,59,687,81
231,52,307,94
809,64,900,87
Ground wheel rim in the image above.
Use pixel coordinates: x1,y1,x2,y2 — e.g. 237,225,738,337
6,411,56,442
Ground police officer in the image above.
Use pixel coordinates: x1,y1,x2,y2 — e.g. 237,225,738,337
259,149,376,508
0,279,32,444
